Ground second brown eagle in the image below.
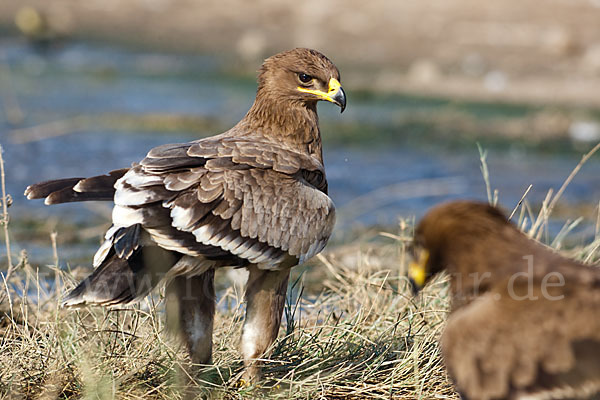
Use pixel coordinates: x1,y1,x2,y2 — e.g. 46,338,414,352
409,201,600,400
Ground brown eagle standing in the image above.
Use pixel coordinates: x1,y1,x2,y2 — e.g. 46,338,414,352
409,201,600,400
25,48,345,381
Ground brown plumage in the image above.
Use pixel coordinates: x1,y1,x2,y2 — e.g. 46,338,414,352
409,201,600,400
25,48,345,381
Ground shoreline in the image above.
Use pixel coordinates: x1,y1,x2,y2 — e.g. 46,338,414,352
2,0,600,108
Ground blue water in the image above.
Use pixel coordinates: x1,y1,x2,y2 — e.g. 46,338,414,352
1,38,599,263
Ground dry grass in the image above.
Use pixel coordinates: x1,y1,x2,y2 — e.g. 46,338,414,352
1,143,600,399
0,231,457,399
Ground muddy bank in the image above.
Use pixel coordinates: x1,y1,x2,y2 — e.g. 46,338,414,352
2,0,600,106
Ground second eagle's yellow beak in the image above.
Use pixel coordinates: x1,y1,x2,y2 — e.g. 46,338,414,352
298,78,346,113
408,249,429,294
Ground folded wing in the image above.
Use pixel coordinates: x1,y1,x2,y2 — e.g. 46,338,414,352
102,138,335,271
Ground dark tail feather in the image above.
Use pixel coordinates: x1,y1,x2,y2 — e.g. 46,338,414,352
62,246,180,307
75,169,129,192
43,187,116,204
25,178,84,199
25,168,129,205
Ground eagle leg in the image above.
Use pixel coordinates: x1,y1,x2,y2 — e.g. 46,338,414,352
166,269,216,365
240,265,290,383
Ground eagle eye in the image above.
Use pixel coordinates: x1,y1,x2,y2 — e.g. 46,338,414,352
298,73,312,83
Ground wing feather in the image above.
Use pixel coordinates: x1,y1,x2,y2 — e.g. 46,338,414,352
111,139,334,269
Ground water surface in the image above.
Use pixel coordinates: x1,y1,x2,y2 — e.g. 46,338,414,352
1,39,599,262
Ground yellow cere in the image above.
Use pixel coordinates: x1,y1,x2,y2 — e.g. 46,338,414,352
408,249,429,288
297,78,342,103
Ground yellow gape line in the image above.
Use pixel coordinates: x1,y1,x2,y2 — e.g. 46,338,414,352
408,249,429,289
297,78,343,104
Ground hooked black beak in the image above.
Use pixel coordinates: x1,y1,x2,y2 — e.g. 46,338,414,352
332,86,346,113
